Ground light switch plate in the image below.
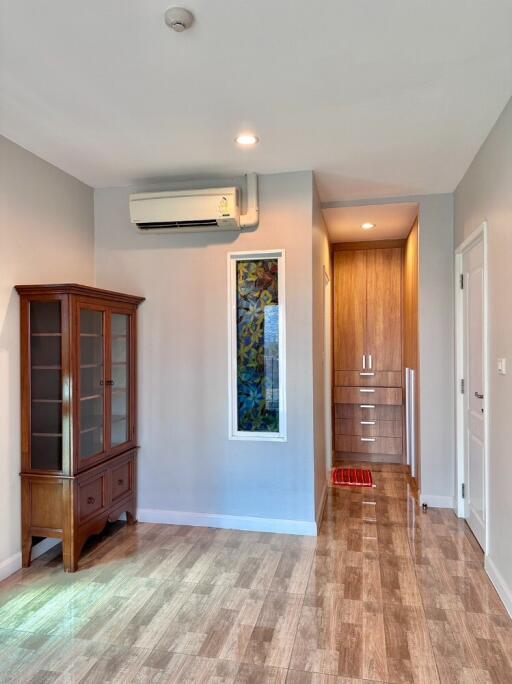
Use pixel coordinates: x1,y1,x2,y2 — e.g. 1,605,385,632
497,358,507,375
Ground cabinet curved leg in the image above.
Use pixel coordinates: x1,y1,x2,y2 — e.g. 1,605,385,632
22,534,33,568
126,509,137,526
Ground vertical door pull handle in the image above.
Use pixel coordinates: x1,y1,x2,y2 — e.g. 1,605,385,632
362,355,366,370
368,354,372,370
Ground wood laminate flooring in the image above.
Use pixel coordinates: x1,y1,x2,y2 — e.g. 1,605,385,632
0,464,510,683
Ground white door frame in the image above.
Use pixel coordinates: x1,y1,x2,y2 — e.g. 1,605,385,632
455,221,489,552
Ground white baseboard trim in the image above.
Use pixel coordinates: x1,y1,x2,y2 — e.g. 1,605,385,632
485,555,512,618
420,493,455,509
0,538,61,583
138,508,318,536
0,551,21,583
32,538,61,560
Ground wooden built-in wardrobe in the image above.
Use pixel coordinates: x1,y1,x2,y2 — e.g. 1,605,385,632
333,241,406,464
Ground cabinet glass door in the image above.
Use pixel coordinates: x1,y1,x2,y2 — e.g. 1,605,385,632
79,307,105,461
110,313,130,448
30,300,63,470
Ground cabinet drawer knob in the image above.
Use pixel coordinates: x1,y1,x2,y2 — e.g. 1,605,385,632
87,496,95,505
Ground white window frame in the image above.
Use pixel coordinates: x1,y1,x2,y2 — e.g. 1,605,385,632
227,249,287,442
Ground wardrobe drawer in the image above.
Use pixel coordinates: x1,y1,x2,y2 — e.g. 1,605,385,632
77,471,107,523
335,435,402,455
335,371,402,388
334,386,402,405
335,418,402,438
110,457,133,503
335,404,402,421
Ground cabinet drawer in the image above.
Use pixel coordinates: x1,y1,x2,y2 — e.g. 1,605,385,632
77,472,107,523
335,404,402,421
335,371,402,388
335,418,402,438
335,435,402,455
334,386,402,405
110,457,133,503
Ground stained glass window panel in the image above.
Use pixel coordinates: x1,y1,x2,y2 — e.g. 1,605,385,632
236,258,280,433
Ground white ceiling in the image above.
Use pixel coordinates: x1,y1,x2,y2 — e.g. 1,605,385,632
1,1,511,200
323,203,418,243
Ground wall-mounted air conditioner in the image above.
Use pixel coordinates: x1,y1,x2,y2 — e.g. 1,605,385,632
129,174,258,233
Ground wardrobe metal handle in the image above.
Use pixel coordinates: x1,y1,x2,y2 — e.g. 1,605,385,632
475,392,484,399
359,372,375,376
359,388,375,393
368,354,372,370
361,437,376,442
362,355,366,370
360,421,375,425
360,404,375,409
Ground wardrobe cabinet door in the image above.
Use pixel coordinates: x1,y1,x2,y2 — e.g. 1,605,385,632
334,250,367,370
366,248,402,371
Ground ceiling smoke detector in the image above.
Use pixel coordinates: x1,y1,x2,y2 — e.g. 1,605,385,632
164,7,194,32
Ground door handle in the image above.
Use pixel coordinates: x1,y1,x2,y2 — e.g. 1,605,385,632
475,392,484,399
359,372,375,376
360,421,376,425
360,404,375,409
361,437,376,442
362,355,366,370
368,354,372,370
359,388,375,393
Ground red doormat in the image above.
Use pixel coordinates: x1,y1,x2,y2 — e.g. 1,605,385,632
332,467,374,488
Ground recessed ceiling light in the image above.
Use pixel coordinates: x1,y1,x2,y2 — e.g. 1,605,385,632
361,222,375,230
235,134,259,146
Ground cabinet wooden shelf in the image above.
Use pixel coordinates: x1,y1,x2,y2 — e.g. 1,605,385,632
16,283,144,572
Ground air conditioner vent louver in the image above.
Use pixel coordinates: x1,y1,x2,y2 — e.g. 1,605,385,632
137,219,218,231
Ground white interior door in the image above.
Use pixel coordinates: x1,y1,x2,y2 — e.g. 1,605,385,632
462,239,486,548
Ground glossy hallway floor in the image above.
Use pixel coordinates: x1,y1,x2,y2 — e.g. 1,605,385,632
0,466,511,683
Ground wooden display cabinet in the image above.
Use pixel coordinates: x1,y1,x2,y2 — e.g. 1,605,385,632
16,284,144,572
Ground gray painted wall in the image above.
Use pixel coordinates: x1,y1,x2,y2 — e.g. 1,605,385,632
418,194,455,506
0,135,95,576
94,171,317,529
454,97,512,612
312,181,331,522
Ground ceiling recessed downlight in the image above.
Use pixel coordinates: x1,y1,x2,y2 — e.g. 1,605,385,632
235,134,259,146
361,222,375,230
